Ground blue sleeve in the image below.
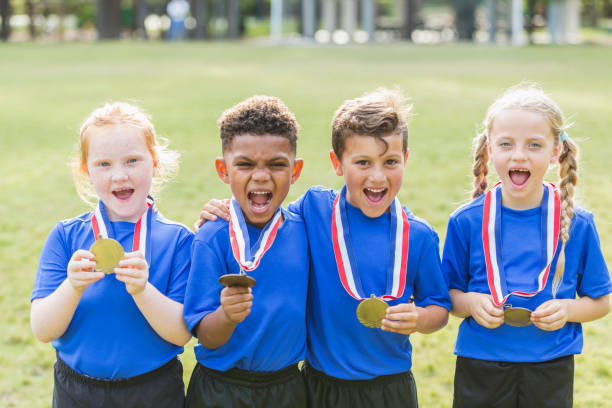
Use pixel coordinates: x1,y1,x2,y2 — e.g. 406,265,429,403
183,237,227,335
413,228,451,311
441,216,470,292
166,230,193,303
31,223,71,301
287,192,307,216
576,215,612,298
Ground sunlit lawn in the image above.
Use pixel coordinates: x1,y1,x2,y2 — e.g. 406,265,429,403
1,41,611,407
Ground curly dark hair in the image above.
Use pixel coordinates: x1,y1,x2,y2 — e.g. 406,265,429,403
218,95,299,153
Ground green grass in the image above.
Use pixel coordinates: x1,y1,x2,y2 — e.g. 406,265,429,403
1,42,612,407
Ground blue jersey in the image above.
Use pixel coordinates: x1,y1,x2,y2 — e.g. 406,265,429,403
442,194,612,362
32,211,192,379
288,186,451,380
184,208,309,372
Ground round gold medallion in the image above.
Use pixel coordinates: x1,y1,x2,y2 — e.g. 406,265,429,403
90,238,124,274
504,306,532,327
218,274,256,287
356,295,388,328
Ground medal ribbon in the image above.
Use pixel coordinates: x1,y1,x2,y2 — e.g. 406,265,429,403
228,198,282,272
91,196,155,259
331,186,410,301
482,182,560,307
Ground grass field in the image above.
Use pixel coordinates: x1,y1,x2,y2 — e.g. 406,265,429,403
1,42,612,407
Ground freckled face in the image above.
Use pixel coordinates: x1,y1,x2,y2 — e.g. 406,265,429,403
331,133,408,218
86,125,156,222
216,134,303,228
488,109,560,210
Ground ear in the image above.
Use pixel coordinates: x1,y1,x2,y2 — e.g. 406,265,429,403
404,148,410,162
487,142,493,159
291,159,304,184
152,160,158,177
215,158,230,184
329,150,343,176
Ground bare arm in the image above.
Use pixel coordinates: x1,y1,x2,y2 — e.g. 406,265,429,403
115,252,191,346
195,286,252,349
531,294,610,331
31,250,103,342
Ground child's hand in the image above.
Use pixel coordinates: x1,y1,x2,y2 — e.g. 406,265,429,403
193,199,230,232
67,249,104,292
220,286,253,323
531,299,568,331
381,302,419,334
115,252,149,295
468,293,504,329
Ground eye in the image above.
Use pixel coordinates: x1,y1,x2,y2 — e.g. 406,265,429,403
528,142,541,149
235,161,252,168
499,141,512,148
271,162,288,168
127,158,138,164
356,160,369,166
385,159,399,166
99,161,110,167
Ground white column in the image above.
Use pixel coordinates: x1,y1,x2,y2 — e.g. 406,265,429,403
341,0,356,35
302,0,316,38
361,0,375,40
270,0,283,41
565,0,580,44
511,0,524,45
322,0,336,33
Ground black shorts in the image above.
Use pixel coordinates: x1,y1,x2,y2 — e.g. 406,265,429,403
52,356,185,408
303,362,418,408
453,355,574,408
185,362,306,408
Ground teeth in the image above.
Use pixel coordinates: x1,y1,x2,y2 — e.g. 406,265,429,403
510,169,529,172
366,188,385,193
250,191,269,195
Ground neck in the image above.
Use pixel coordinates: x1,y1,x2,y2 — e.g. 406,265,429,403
500,184,544,211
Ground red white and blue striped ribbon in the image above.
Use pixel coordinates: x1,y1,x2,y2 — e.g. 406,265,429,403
228,198,282,272
91,196,154,257
331,186,410,301
483,182,560,307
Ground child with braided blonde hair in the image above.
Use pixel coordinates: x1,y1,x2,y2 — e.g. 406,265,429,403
442,84,611,408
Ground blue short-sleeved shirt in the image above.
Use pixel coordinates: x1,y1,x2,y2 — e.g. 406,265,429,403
288,186,451,380
184,208,309,372
32,211,193,379
442,195,612,362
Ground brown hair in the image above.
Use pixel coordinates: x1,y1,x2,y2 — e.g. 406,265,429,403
71,102,179,205
218,95,299,153
472,84,578,288
331,88,411,160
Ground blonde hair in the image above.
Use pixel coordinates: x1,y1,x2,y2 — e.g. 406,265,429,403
71,102,179,206
331,87,412,159
472,84,578,293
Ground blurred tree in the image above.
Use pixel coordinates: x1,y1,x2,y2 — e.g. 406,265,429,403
401,0,420,40
455,0,477,40
0,0,10,41
96,0,122,38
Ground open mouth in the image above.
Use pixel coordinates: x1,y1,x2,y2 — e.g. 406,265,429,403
363,187,387,204
112,188,134,200
248,190,272,213
509,169,530,187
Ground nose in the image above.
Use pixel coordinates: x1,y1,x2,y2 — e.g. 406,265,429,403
511,146,527,161
111,167,128,182
369,164,386,183
252,166,271,182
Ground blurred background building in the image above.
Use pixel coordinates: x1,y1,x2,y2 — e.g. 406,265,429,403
0,0,610,44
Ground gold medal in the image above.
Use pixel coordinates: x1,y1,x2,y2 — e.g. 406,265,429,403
356,294,388,328
90,238,124,274
218,273,256,287
504,306,532,327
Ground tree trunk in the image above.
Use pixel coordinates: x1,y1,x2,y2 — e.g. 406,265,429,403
401,0,420,40
96,0,122,39
26,0,35,39
193,0,207,39
135,0,148,38
227,0,239,39
0,0,10,41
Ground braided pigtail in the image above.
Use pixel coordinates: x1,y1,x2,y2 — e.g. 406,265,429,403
551,134,579,297
472,132,489,199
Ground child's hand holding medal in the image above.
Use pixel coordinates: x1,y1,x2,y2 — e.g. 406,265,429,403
114,252,150,296
67,249,105,292
380,301,420,335
530,299,569,331
220,286,253,323
468,292,504,329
